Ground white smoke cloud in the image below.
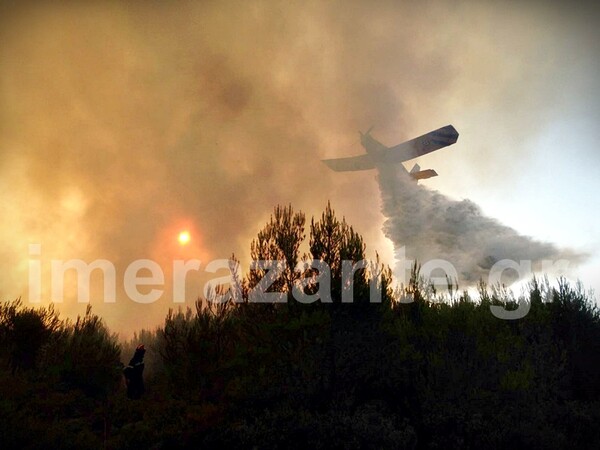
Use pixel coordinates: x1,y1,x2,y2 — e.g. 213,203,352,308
378,163,586,284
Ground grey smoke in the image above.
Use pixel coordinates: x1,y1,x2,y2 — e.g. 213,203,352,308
378,163,586,284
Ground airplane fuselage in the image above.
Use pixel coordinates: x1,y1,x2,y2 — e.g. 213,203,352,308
322,124,459,178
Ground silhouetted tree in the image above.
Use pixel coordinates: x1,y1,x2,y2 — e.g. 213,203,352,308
0,299,60,373
247,204,306,299
38,305,121,397
309,201,368,303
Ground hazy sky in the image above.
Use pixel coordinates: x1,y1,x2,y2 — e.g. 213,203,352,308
1,1,598,335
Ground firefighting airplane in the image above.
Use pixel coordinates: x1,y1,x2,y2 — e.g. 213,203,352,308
322,125,459,180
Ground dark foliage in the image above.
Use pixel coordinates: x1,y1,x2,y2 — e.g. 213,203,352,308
1,205,598,449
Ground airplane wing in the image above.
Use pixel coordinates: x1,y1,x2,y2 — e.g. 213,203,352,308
380,125,459,164
321,154,375,172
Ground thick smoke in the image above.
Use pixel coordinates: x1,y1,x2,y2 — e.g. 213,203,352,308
379,164,585,284
0,1,596,333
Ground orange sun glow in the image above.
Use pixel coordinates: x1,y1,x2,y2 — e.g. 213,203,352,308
178,230,191,245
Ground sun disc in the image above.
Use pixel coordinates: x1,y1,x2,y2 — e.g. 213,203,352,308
178,230,191,245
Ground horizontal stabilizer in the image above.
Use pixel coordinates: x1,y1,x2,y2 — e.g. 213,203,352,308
410,169,438,181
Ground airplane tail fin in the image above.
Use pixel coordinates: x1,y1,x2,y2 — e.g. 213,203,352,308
359,125,374,141
409,163,438,181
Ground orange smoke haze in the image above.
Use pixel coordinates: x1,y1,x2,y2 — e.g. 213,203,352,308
1,1,597,335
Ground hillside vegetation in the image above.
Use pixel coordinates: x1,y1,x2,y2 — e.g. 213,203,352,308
1,205,599,449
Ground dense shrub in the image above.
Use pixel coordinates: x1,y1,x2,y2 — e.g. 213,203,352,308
1,205,598,449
